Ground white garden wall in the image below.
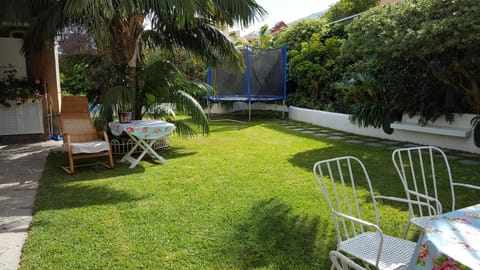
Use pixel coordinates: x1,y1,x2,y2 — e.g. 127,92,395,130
206,102,288,114
288,106,479,154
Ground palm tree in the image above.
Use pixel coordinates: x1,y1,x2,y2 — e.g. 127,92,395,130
2,0,266,134
258,24,272,48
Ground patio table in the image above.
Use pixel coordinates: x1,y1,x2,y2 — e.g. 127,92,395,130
408,204,480,270
109,120,175,168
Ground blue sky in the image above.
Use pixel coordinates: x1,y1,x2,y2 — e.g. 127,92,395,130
236,0,340,34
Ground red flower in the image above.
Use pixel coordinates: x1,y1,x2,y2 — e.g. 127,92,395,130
433,258,460,270
418,243,429,260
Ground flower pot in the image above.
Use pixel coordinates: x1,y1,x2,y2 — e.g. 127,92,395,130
119,112,132,123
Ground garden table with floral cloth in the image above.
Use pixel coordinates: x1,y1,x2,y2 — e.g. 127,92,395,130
408,204,480,270
109,120,175,168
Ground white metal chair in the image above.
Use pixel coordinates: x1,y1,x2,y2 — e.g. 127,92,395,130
330,250,366,270
313,156,419,270
392,145,480,237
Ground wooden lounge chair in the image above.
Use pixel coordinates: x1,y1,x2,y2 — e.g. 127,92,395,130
60,96,114,174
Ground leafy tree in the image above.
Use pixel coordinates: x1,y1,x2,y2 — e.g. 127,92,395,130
288,33,345,111
322,0,379,23
343,0,480,124
275,19,324,52
59,62,90,95
258,24,272,48
58,26,96,55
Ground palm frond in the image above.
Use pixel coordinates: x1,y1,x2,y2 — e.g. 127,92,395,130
204,0,267,28
22,1,69,56
172,90,209,135
145,103,176,120
145,17,244,71
169,119,198,138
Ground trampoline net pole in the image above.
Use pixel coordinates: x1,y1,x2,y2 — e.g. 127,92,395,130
249,101,251,121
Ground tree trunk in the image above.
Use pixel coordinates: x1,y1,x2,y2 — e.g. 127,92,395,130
109,14,144,119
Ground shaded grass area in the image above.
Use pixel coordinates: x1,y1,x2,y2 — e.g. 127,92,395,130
20,112,480,269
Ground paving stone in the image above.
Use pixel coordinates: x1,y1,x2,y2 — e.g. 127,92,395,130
379,140,398,145
457,153,479,158
346,140,365,144
301,130,315,134
402,143,421,148
446,155,462,160
458,159,480,165
314,133,329,137
366,142,385,147
328,136,344,140
292,128,305,131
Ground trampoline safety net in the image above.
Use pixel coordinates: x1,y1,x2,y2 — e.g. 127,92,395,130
207,46,287,102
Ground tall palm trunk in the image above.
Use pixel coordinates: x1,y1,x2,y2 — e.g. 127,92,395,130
109,14,144,119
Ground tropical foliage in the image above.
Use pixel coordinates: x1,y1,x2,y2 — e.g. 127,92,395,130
344,0,480,124
276,0,480,127
2,0,267,134
322,0,379,23
287,34,344,111
276,20,347,112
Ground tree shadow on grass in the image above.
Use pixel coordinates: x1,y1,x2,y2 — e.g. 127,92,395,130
50,145,197,178
34,183,146,211
47,151,146,181
227,198,330,269
35,151,149,211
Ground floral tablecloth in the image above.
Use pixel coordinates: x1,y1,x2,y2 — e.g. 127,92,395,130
409,204,480,270
109,120,175,140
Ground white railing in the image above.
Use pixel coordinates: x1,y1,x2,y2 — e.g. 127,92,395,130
110,136,170,155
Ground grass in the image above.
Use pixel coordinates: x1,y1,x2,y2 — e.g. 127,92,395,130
20,112,480,269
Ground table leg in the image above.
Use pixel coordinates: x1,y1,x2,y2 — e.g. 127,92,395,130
144,139,167,163
120,135,142,163
122,135,167,168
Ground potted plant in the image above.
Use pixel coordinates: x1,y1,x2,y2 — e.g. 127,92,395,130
101,85,134,123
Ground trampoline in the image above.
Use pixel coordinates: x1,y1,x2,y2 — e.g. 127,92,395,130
206,46,287,121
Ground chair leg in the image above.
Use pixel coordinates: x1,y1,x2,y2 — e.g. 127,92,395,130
403,222,412,239
108,152,114,169
68,153,75,175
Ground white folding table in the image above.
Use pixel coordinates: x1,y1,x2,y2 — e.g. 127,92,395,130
109,120,176,168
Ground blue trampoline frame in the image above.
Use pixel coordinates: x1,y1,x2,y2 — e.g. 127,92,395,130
206,46,287,121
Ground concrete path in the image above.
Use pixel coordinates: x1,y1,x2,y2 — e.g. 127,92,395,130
278,120,480,164
0,139,61,270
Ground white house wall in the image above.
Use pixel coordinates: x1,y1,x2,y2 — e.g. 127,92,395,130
0,37,26,79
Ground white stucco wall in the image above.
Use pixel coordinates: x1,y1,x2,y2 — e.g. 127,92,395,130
288,106,479,154
206,102,288,114
0,37,26,80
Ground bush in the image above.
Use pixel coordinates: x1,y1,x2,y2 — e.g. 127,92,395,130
343,0,480,125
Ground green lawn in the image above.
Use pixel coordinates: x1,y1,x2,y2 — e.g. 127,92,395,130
20,113,480,269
